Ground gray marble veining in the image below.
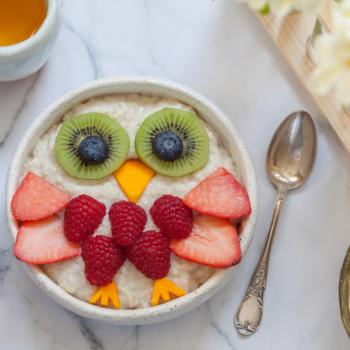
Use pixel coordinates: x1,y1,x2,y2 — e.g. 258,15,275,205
0,249,11,283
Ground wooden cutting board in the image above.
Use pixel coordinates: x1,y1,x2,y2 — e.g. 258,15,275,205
254,2,350,153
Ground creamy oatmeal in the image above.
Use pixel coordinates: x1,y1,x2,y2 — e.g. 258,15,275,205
22,94,238,309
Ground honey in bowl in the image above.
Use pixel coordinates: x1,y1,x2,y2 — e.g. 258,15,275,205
0,0,47,46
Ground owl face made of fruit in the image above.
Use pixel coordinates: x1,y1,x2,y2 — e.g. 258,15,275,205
11,108,251,309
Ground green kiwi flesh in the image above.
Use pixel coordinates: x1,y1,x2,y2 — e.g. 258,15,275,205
55,112,130,180
135,108,209,177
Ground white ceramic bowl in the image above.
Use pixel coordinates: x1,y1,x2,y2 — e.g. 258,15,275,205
6,78,258,325
0,0,60,81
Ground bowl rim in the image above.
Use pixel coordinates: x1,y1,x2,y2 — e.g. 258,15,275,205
5,77,258,324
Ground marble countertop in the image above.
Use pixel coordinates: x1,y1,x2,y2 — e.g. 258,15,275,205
0,0,349,349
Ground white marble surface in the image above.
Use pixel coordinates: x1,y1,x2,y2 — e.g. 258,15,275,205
0,0,349,348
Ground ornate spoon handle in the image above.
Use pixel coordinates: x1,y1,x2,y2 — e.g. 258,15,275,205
235,190,287,336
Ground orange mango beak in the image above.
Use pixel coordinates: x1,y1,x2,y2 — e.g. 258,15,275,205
113,159,155,203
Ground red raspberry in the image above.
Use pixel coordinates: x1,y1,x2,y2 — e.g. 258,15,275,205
82,235,125,286
150,195,193,240
127,230,170,280
64,195,106,244
109,201,147,246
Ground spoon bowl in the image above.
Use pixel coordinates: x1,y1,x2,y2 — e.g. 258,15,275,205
267,111,317,191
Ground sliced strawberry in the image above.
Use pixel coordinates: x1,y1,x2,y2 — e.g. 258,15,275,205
170,215,241,268
183,167,251,219
11,172,71,221
14,216,81,264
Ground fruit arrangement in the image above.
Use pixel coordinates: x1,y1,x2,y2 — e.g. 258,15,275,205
55,112,130,180
55,108,209,181
10,107,252,309
135,108,209,177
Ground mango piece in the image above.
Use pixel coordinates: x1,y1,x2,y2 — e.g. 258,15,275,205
151,277,186,306
89,282,121,309
114,159,155,203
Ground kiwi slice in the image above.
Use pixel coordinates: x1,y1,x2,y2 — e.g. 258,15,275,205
135,108,209,177
55,112,130,180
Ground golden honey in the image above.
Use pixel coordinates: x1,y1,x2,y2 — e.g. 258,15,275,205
0,0,47,46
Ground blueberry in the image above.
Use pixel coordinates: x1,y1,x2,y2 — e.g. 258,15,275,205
78,136,109,165
152,131,183,161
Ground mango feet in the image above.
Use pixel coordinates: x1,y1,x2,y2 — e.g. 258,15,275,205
89,282,121,309
151,277,186,306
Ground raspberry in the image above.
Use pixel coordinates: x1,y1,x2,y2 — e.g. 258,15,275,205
150,195,193,240
127,230,170,280
64,195,106,244
109,201,147,246
82,235,125,286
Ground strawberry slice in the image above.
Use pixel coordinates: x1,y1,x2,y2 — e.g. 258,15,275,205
14,216,81,264
11,172,71,221
183,167,251,219
170,215,241,268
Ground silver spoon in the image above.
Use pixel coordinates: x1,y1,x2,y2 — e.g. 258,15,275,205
235,111,317,336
